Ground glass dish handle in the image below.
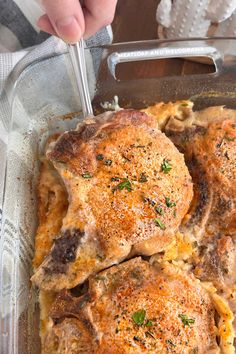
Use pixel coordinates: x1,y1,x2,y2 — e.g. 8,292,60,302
107,43,223,79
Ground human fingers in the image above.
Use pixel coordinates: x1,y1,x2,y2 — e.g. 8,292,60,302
37,0,85,43
82,0,118,38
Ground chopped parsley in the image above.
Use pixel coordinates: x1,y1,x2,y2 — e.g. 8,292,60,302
146,320,153,327
113,178,132,192
161,159,172,174
179,314,195,326
96,154,104,161
82,172,92,179
139,172,148,183
132,309,146,326
154,218,166,230
165,197,176,207
155,207,164,215
104,159,112,166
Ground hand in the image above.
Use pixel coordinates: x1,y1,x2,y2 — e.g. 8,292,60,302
38,0,118,43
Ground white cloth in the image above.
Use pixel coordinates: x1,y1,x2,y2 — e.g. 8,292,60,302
0,2,113,352
156,0,236,38
0,24,113,354
0,25,113,233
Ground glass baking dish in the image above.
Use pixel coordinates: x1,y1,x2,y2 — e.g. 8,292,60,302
1,38,236,354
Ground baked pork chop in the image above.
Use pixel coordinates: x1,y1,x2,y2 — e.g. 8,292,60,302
164,106,236,287
32,110,193,291
41,257,221,354
165,106,236,238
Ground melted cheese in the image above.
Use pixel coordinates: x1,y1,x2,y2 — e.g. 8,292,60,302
203,283,235,354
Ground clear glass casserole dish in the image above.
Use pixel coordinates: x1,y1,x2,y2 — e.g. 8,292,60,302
1,37,236,354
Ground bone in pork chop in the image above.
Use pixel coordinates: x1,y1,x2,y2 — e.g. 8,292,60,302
165,106,236,287
32,109,193,291
41,257,219,354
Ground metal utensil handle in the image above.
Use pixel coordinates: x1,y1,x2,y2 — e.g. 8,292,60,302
68,40,93,116
107,44,223,79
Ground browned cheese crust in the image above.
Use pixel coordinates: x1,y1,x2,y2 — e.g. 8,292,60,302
32,109,193,291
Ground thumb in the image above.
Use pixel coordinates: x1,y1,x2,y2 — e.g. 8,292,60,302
38,0,85,43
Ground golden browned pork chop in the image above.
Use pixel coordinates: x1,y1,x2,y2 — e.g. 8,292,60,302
32,110,193,291
165,106,236,287
165,106,236,237
42,257,219,354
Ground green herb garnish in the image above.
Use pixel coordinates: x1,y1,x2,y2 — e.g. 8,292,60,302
161,159,172,174
82,172,92,179
132,309,146,326
146,320,153,327
165,197,176,207
154,218,166,230
104,159,112,166
179,314,195,326
155,207,164,215
113,178,132,192
139,172,148,183
96,154,104,161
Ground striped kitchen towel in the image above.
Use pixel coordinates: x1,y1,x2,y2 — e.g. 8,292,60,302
0,0,113,233
0,4,113,350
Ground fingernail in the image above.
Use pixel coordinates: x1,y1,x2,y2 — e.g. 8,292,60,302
55,16,81,41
